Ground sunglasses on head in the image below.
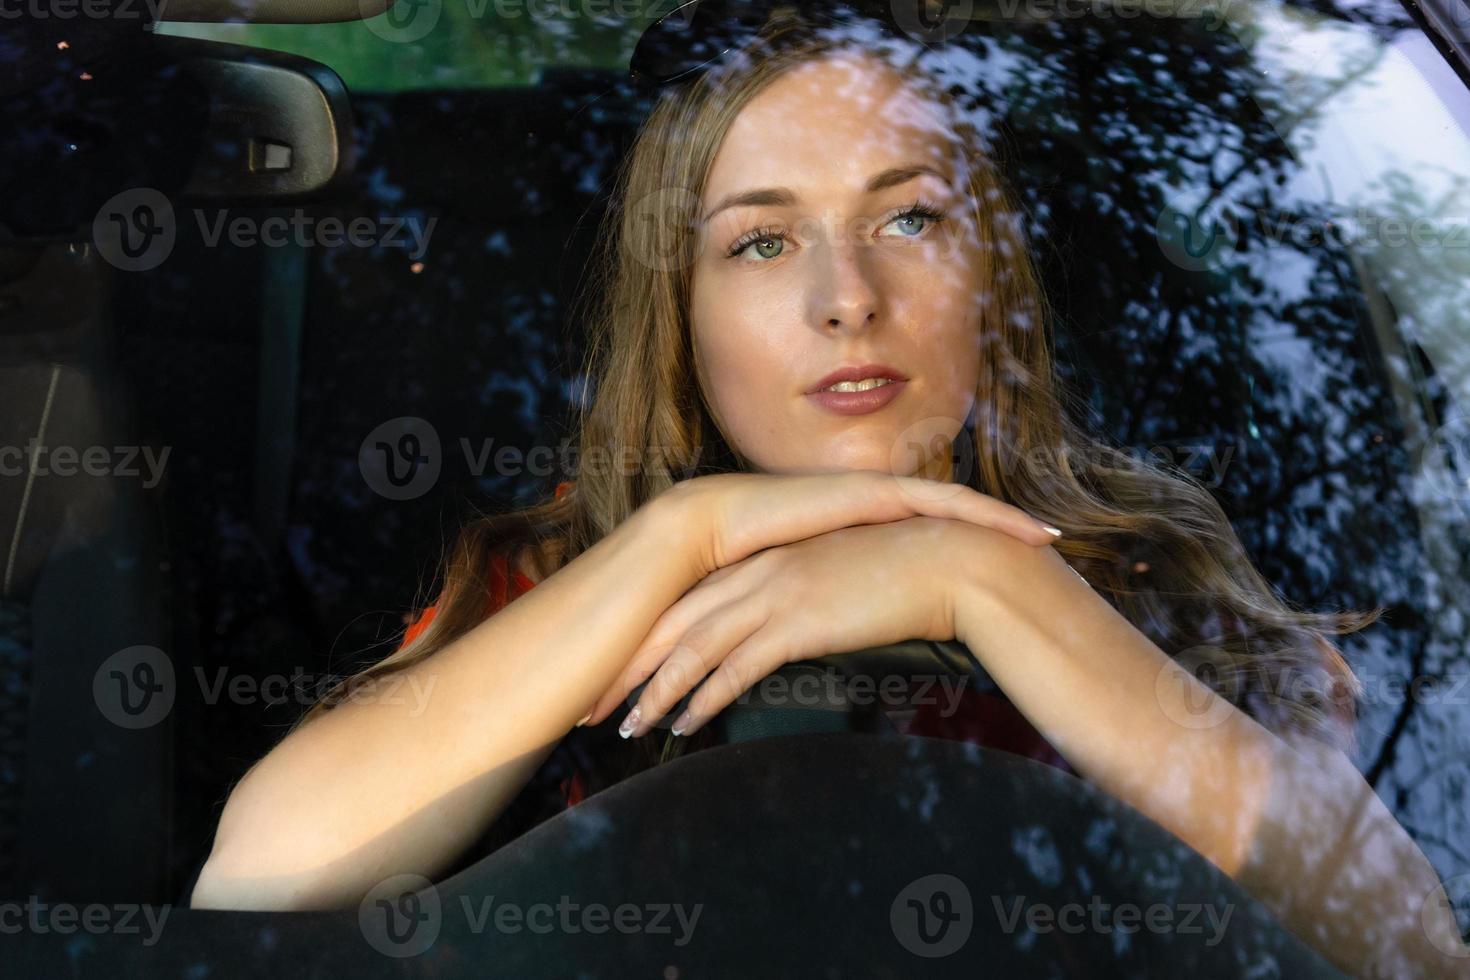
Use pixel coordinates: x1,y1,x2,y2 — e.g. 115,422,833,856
628,0,973,88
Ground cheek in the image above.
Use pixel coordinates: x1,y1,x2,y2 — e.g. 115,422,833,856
919,344,981,440
950,304,986,396
905,275,984,409
690,278,794,439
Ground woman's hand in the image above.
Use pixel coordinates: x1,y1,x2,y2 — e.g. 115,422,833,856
660,470,1061,580
581,515,985,737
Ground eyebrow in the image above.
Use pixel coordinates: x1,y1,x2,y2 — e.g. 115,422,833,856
699,164,952,225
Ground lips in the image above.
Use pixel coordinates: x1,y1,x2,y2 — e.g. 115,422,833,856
805,379,908,416
806,363,909,394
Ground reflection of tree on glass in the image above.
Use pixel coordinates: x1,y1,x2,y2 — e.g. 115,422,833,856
189,5,1468,975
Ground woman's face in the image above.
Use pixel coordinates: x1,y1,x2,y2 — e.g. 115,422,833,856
690,50,986,480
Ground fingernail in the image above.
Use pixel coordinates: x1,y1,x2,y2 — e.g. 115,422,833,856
618,706,642,739
1041,525,1063,538
670,709,692,736
575,712,592,727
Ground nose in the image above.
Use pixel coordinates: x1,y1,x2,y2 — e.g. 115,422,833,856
809,235,881,334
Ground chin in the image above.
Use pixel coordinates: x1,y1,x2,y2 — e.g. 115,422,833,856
814,456,902,476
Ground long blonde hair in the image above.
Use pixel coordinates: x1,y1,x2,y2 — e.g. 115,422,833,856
298,11,1379,784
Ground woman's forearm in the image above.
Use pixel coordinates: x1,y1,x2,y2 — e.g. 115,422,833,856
1232,733,1470,978
948,531,1467,977
191,495,700,912
950,534,1275,873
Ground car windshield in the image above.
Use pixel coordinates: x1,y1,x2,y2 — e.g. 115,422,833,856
2,0,1468,975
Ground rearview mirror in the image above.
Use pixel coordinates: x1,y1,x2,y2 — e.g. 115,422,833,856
159,36,355,201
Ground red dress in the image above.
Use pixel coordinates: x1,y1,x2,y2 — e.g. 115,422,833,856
397,480,1073,808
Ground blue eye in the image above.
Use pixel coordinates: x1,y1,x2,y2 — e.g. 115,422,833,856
880,201,947,238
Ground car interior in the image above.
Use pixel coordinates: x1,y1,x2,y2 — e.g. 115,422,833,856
2,0,1468,973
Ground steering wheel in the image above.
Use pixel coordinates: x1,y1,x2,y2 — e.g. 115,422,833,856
17,731,1348,977
655,636,1002,744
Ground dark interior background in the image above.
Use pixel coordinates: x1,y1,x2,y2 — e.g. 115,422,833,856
1,1,1466,919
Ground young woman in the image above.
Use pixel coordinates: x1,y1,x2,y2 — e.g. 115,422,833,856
190,6,1466,975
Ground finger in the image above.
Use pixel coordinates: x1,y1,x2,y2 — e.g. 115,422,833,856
623,602,767,738
621,643,719,739
888,474,1062,547
671,631,788,737
585,640,671,727
585,566,754,726
592,613,705,724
